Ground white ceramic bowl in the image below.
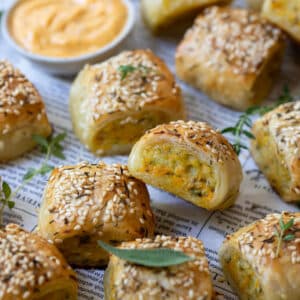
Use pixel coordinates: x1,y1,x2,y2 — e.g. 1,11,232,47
1,0,135,75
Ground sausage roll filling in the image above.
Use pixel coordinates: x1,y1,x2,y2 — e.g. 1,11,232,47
128,120,242,210
140,142,216,204
69,49,185,156
93,110,172,155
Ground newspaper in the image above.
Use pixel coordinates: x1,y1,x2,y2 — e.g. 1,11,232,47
0,0,300,299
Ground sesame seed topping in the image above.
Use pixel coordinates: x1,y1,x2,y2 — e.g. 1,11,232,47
177,6,283,75
0,61,46,135
0,224,76,299
230,212,300,266
78,50,180,121
112,236,211,299
146,120,238,163
40,161,155,265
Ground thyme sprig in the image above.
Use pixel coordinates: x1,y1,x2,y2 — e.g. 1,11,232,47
0,132,67,226
274,215,295,258
222,85,294,155
118,64,151,80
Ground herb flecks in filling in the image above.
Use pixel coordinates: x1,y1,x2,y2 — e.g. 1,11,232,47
141,143,216,204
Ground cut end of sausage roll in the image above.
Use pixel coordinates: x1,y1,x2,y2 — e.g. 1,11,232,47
104,235,214,300
141,0,232,32
251,101,300,202
175,6,285,111
219,212,300,300
37,161,155,267
262,0,300,44
0,223,77,300
128,120,243,210
69,49,185,156
0,61,52,161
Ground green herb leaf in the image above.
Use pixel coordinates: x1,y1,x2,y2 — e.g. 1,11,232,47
118,65,137,80
7,201,15,209
283,218,294,231
275,216,295,258
32,134,49,151
2,182,11,198
98,241,194,267
39,164,54,175
23,168,37,181
221,85,294,155
283,234,295,241
51,132,67,144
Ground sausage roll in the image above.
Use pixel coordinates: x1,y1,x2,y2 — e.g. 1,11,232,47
104,235,214,300
69,49,185,156
37,161,155,267
0,61,52,161
0,223,77,300
262,0,300,43
219,212,300,300
175,6,285,111
251,102,300,202
141,0,232,32
128,120,243,210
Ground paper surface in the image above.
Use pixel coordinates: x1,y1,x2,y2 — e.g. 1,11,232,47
0,0,300,299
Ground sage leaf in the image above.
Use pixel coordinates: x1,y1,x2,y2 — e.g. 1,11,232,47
98,241,194,267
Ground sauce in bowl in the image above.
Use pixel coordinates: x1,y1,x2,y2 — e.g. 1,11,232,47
8,0,128,58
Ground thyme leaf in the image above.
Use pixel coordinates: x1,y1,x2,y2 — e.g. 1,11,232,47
274,215,295,258
222,85,294,155
0,132,67,227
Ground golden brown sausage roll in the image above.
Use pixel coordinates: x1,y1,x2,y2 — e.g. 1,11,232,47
104,235,214,300
128,120,242,210
69,49,185,156
219,212,300,300
0,61,52,161
37,161,155,267
175,6,285,111
0,223,77,300
141,0,232,32
251,101,300,202
262,0,300,43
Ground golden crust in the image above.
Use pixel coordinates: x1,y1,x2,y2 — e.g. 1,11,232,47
262,0,300,43
175,6,285,111
105,235,214,300
0,223,77,300
141,0,232,32
128,120,242,210
0,61,52,161
37,161,155,267
69,49,185,156
251,101,300,201
219,212,300,300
